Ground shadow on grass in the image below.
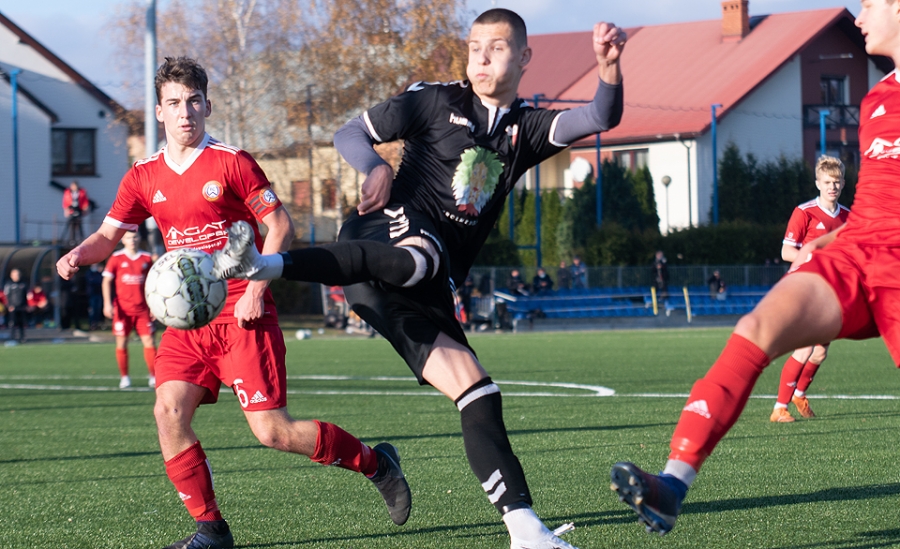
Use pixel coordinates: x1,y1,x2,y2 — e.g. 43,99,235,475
373,422,676,444
683,482,900,516
767,527,900,548
0,444,261,465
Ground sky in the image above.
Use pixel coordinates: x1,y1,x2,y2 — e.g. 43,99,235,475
1,0,862,109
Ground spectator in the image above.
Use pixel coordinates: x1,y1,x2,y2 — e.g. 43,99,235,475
571,256,588,289
458,275,476,328
62,180,90,245
86,263,104,330
707,269,727,300
651,250,669,297
27,284,50,327
556,261,572,290
0,288,7,329
532,267,554,295
4,269,28,343
507,269,530,296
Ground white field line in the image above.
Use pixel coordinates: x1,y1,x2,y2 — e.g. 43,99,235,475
0,375,897,400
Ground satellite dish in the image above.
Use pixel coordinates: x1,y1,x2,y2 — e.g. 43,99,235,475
569,157,593,183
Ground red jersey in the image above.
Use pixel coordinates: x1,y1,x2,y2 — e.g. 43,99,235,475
841,71,900,245
783,198,850,248
104,134,283,324
103,249,153,314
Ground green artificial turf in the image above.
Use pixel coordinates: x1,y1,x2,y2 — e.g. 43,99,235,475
1,328,899,548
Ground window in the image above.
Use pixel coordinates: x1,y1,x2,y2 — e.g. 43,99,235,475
292,180,311,211
820,76,848,105
52,129,96,176
612,149,649,172
321,179,337,210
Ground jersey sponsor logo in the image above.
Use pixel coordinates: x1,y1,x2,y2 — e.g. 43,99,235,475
683,399,711,419
202,181,224,201
120,273,147,285
166,220,228,247
384,207,411,239
871,104,887,119
451,147,504,216
152,189,167,203
864,137,900,160
449,112,475,132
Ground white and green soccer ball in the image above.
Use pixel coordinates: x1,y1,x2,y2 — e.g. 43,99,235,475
144,249,228,329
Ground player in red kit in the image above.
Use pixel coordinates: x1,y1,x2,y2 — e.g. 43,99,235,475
611,0,900,535
770,156,850,422
57,57,409,549
103,230,157,389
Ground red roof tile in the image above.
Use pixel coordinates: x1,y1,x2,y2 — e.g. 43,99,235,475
525,8,853,146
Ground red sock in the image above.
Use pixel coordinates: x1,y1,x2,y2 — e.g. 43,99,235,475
309,420,378,476
164,441,222,522
116,348,128,377
776,356,805,405
797,360,822,393
143,347,156,376
669,334,771,470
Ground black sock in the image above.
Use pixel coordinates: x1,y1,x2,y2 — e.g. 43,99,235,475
280,241,432,287
456,378,532,514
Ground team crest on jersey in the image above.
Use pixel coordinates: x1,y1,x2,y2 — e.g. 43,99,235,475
259,188,278,207
451,147,504,216
202,181,224,201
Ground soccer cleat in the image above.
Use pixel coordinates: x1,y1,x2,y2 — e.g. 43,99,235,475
211,221,262,280
792,395,815,418
610,462,686,536
510,523,579,549
148,376,157,389
119,375,131,389
164,520,234,549
770,407,796,423
369,442,412,526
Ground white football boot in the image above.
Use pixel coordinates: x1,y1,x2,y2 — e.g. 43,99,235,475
505,507,578,549
211,221,264,280
118,375,131,389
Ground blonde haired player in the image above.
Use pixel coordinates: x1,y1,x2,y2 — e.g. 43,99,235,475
612,0,900,536
770,156,849,422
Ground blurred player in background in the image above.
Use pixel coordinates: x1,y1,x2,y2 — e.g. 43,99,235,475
611,0,900,536
102,230,157,389
213,9,625,548
770,156,849,422
57,56,409,549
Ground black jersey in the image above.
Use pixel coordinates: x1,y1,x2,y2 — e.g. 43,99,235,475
363,81,573,284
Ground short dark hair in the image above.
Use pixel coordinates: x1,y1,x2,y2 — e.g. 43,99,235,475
155,56,209,104
473,9,527,48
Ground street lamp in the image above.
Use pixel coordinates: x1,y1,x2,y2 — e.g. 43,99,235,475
661,175,671,234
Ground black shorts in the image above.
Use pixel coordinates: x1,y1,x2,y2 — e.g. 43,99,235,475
338,206,473,384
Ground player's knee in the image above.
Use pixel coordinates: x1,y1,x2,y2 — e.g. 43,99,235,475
247,414,292,451
153,398,191,429
734,312,764,344
810,346,828,363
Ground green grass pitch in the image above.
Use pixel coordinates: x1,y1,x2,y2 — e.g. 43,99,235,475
2,328,900,548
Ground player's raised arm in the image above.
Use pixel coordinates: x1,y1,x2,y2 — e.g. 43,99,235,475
551,22,625,145
56,223,126,280
334,116,395,215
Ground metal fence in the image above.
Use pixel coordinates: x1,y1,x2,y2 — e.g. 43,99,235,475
468,264,788,294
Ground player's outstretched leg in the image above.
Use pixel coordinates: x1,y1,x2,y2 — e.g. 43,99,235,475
369,443,412,525
211,220,267,279
610,462,687,536
164,520,234,549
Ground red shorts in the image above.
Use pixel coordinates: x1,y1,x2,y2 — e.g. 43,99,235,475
794,238,900,363
113,308,154,337
155,323,287,410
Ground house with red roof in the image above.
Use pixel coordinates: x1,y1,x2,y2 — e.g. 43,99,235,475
0,11,129,244
520,1,893,233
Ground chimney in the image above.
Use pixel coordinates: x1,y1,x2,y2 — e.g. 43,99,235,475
722,0,750,41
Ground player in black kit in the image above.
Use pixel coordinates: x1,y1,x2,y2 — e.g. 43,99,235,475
214,9,625,548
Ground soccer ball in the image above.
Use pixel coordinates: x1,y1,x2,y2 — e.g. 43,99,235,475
144,249,228,329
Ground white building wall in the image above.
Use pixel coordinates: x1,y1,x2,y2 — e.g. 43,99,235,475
643,140,697,233
0,20,129,243
694,54,803,225
0,82,52,243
